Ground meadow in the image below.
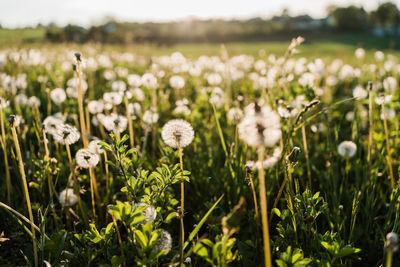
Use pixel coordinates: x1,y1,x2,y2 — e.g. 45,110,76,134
0,36,400,266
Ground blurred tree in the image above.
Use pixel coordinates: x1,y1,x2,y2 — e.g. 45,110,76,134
330,6,368,31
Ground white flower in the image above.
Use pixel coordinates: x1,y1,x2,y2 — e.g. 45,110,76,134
206,73,222,86
169,75,185,89
53,124,80,145
127,102,141,117
136,203,157,224
100,113,128,133
127,74,142,87
375,51,384,61
239,102,281,147
141,73,158,89
88,140,105,154
75,148,99,168
59,188,78,206
43,116,64,135
161,119,194,148
103,92,123,106
375,94,392,105
28,96,41,108
152,230,172,255
130,88,145,101
353,85,368,100
51,88,67,104
0,97,10,109
383,77,397,93
88,100,104,114
143,108,159,124
111,80,126,92
338,141,357,158
228,108,243,124
355,48,365,59
15,94,28,106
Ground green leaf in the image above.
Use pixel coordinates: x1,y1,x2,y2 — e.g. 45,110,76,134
272,208,281,217
183,194,224,251
135,230,148,248
194,243,209,258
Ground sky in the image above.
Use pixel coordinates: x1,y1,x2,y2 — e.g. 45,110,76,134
0,0,399,28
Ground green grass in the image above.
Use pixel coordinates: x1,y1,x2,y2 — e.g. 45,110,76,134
1,29,399,60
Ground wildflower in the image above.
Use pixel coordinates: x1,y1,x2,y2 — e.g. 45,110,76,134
375,51,384,61
53,124,80,145
100,113,128,133
75,148,100,168
338,141,357,158
143,108,159,125
59,188,78,206
127,102,141,117
169,75,185,89
355,48,365,59
15,94,28,106
88,140,105,154
228,107,244,124
0,97,10,109
130,88,145,101
136,203,157,224
152,230,172,255
383,77,397,93
386,232,399,252
111,80,127,93
50,88,67,104
238,102,281,148
174,105,191,115
28,96,41,108
42,116,64,135
206,73,222,86
161,119,194,148
375,94,392,105
88,100,104,114
127,74,142,87
103,92,123,106
141,73,158,89
353,85,368,100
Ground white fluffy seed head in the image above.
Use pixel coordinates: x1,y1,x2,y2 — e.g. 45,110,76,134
338,141,357,158
50,88,66,104
53,124,80,145
75,148,100,168
136,203,157,224
161,119,194,149
88,140,105,154
238,107,281,148
153,230,172,255
59,188,78,206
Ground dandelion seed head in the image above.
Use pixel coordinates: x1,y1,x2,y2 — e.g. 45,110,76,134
53,124,80,145
338,141,357,158
161,119,194,148
43,116,64,135
50,88,67,104
88,140,105,154
88,100,104,114
143,108,159,125
169,75,185,89
228,107,243,124
59,188,78,206
136,203,157,224
100,113,128,133
152,230,172,255
76,148,99,168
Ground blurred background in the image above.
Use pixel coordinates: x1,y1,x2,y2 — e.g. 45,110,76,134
1,0,400,55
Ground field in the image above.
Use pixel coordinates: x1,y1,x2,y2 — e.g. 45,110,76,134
0,35,400,267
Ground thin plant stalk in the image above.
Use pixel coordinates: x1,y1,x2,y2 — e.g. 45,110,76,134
258,146,272,267
0,107,11,204
381,104,395,188
368,81,373,182
10,123,38,267
111,214,127,267
247,172,260,229
178,146,185,267
124,97,135,148
76,59,88,148
65,144,89,226
104,151,110,222
270,177,287,224
85,105,91,137
386,249,393,267
301,122,312,190
89,167,101,217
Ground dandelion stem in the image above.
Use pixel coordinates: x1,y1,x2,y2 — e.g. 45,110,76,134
301,122,312,190
76,59,88,148
247,172,260,230
10,124,38,267
104,151,110,222
381,104,395,188
66,143,89,226
124,97,135,148
0,107,11,204
111,214,127,267
258,146,272,267
178,146,185,267
368,82,373,183
386,249,393,267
